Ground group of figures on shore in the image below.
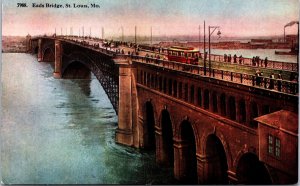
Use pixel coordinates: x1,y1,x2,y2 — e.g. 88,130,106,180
251,56,269,67
223,54,269,67
224,54,244,64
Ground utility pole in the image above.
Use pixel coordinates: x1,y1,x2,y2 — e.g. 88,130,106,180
90,27,91,37
151,26,153,45
208,25,221,76
135,26,137,44
297,22,299,69
121,26,124,42
135,26,137,52
284,27,286,43
61,27,62,36
204,21,206,76
199,25,201,52
102,27,104,40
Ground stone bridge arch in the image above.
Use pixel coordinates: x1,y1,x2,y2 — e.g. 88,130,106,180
36,38,55,62
156,108,175,167
174,118,199,184
140,99,160,150
198,128,233,184
61,50,119,113
41,42,55,62
235,152,272,184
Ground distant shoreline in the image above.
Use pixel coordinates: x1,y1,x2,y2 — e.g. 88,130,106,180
2,51,27,53
2,36,27,53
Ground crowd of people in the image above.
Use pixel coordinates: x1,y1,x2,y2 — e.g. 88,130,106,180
222,54,271,68
251,56,268,67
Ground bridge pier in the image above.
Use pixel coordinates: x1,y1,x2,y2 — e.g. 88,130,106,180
115,58,139,147
173,139,196,182
26,35,32,53
227,170,238,184
197,154,228,184
154,126,164,164
196,154,207,184
53,40,62,78
37,38,42,62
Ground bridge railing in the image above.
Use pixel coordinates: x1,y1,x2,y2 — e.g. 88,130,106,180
38,35,297,72
63,38,118,56
52,37,298,95
131,55,298,95
200,53,298,72
137,43,297,72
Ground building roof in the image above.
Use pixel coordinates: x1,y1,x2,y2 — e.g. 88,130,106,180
168,46,199,52
254,110,298,135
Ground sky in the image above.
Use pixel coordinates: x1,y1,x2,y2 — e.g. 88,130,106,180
2,0,299,38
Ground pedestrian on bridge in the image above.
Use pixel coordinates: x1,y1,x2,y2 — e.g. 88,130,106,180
256,71,261,86
228,54,231,63
269,73,275,89
239,55,243,64
233,54,237,63
252,56,256,66
264,57,268,68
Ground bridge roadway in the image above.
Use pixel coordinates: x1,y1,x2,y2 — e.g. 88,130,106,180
38,35,298,96
28,35,298,184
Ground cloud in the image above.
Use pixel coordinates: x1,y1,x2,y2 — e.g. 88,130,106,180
2,0,299,37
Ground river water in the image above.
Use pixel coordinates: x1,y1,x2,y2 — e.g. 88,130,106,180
0,53,176,184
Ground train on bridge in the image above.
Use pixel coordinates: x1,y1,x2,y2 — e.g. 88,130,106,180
139,44,200,65
167,46,200,65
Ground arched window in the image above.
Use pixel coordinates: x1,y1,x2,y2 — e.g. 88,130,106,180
204,90,209,110
228,96,236,120
184,83,189,102
173,80,178,97
250,102,258,127
212,92,218,113
179,82,183,99
220,93,226,116
190,85,195,104
159,76,163,91
197,87,202,107
163,77,167,93
168,79,172,95
239,99,246,123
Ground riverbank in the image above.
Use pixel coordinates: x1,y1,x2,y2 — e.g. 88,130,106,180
2,36,27,53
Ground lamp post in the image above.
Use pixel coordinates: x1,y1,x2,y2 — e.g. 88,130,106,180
135,26,137,52
121,26,124,42
297,22,299,70
198,25,201,52
118,26,124,42
102,27,104,40
204,21,206,75
208,26,221,76
151,26,153,45
284,26,286,43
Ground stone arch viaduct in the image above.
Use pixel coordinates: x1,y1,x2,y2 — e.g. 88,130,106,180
29,36,298,184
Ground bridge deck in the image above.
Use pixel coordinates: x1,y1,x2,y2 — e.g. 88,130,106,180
32,35,299,96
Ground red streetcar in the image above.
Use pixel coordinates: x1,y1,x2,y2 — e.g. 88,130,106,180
167,46,199,65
